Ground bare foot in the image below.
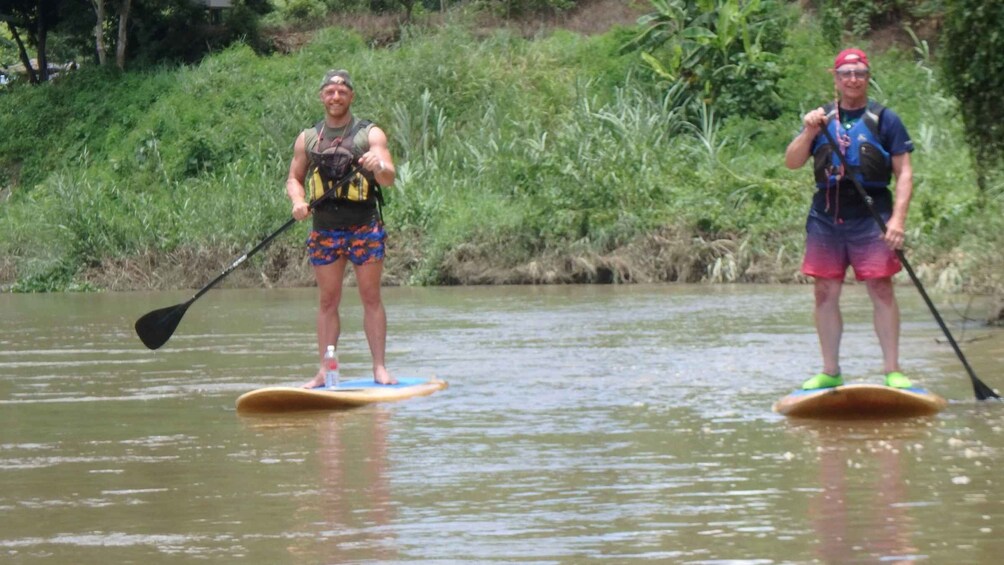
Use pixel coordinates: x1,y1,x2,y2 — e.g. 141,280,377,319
302,369,325,389
374,366,397,385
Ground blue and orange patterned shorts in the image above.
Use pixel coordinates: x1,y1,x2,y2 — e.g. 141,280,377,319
307,221,386,266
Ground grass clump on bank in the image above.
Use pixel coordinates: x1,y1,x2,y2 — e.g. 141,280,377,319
1,16,1002,303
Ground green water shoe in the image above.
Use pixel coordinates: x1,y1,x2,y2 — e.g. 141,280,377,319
884,371,913,389
801,372,843,390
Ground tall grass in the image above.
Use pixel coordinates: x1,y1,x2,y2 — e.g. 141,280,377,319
1,19,1002,295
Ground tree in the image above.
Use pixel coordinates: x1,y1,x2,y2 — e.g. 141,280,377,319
114,0,130,69
89,0,106,65
941,0,1004,186
399,0,416,20
87,0,132,69
1,0,64,83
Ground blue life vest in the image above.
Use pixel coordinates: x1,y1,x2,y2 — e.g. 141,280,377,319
811,101,891,190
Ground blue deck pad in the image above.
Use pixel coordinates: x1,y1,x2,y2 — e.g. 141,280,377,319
787,386,929,397
319,376,428,391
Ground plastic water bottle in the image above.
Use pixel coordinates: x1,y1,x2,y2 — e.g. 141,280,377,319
323,345,340,388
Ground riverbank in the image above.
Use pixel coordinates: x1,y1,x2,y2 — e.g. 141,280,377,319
74,225,794,291
68,225,1001,325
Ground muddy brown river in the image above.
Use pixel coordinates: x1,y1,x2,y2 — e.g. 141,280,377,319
2,284,1002,563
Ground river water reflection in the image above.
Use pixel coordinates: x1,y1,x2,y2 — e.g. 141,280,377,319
2,284,1002,563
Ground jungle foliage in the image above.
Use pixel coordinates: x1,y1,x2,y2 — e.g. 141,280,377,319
0,0,587,79
0,1,1001,300
941,0,1004,182
623,0,790,120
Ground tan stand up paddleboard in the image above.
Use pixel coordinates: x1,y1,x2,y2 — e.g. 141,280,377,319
236,377,448,413
773,383,946,419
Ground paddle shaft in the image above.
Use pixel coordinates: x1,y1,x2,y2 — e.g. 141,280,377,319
135,166,362,348
187,165,360,304
818,125,998,400
186,216,296,306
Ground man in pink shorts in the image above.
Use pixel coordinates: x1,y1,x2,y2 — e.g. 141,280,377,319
784,48,916,390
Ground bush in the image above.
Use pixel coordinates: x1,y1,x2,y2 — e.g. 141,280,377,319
941,0,1004,180
625,0,794,121
285,0,328,20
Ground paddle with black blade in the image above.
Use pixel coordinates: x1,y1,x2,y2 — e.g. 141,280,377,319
819,124,999,400
135,166,360,350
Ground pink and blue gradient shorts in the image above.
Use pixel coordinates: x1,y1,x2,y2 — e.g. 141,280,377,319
801,209,901,281
307,220,386,266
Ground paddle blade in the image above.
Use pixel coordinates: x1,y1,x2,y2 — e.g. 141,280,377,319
973,378,1001,401
135,302,190,350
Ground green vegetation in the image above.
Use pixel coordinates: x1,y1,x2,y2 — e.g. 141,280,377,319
626,0,789,120
811,0,944,44
941,0,1004,182
1,3,1002,304
1,0,587,80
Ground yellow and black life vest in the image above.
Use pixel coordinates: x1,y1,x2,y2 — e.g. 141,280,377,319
303,118,382,206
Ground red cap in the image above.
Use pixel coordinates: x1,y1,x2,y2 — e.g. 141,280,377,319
834,48,869,69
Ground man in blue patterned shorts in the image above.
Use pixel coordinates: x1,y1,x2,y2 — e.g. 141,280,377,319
286,69,398,387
